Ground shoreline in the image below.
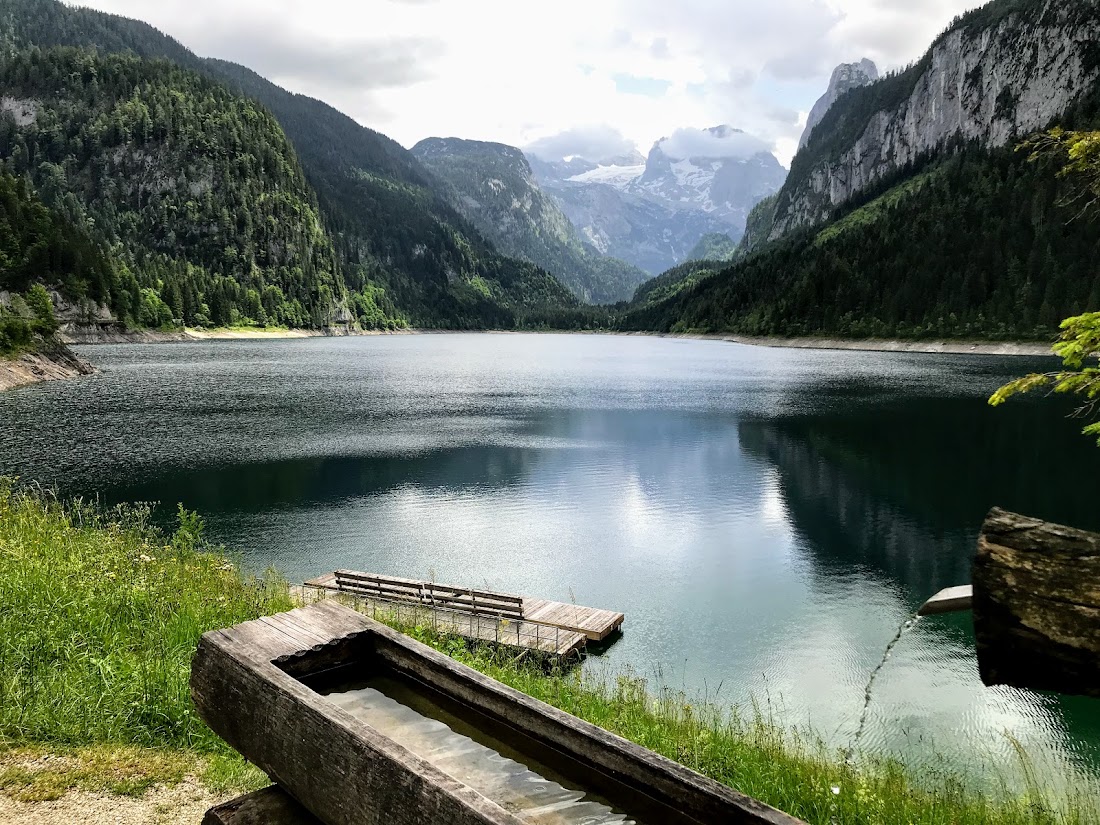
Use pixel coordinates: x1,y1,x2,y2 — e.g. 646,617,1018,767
671,333,1056,357
0,346,95,392
62,325,1057,357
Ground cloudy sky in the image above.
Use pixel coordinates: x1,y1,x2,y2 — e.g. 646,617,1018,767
72,0,986,166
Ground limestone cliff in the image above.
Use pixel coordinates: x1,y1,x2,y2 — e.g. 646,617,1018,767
771,0,1100,240
798,59,879,149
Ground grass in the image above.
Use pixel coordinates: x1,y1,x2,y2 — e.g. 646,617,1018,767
0,479,1095,822
0,479,288,799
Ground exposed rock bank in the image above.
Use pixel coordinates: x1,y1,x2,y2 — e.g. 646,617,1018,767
0,347,95,392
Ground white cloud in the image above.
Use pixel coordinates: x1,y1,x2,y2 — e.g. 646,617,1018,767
658,127,771,161
68,0,988,167
525,125,637,163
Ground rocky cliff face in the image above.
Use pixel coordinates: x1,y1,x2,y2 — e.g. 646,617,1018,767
629,126,788,233
798,59,879,149
528,125,787,275
772,0,1100,240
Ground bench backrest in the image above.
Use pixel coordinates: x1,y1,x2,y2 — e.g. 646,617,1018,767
333,571,525,620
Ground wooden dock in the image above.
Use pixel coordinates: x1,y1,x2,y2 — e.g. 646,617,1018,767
302,571,624,656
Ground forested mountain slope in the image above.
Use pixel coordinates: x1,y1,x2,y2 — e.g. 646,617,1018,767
623,139,1100,338
1,47,346,329
412,137,649,304
0,0,577,329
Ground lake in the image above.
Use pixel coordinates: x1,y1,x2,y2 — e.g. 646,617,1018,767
2,333,1098,799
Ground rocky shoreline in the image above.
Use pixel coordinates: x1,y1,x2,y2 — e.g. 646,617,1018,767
0,346,96,392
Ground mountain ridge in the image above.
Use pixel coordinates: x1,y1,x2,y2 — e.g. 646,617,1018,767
411,136,649,304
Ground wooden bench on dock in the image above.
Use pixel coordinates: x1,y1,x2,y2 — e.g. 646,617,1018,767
303,570,624,656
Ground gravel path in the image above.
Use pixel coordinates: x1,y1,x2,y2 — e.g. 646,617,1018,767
0,781,228,824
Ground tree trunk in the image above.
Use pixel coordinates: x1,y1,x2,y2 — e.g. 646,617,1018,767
972,508,1100,697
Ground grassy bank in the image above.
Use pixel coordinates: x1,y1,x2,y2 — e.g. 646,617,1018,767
0,479,288,798
0,482,1092,822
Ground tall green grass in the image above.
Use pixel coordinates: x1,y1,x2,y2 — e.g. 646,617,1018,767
0,479,292,751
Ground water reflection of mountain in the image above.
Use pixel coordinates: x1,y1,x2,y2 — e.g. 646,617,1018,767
738,395,1100,600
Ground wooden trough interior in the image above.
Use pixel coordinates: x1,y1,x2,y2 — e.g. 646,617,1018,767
192,602,804,825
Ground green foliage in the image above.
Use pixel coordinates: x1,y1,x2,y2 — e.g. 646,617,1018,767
687,232,738,262
0,170,116,322
990,312,1100,443
22,284,56,333
0,46,349,329
988,130,1100,444
1022,128,1100,219
631,259,722,308
623,144,1100,340
0,479,293,750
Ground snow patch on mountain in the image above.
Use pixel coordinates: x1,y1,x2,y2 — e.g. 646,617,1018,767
567,163,645,189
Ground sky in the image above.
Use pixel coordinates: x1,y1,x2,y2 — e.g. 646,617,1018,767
71,0,988,167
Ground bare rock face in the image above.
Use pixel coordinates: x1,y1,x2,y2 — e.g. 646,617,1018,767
798,59,879,149
773,2,1100,240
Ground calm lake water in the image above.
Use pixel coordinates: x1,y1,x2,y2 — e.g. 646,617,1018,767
2,333,1099,799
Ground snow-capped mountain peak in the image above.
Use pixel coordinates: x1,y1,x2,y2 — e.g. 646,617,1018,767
629,126,787,221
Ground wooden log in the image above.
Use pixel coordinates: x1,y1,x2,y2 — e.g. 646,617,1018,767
203,786,322,825
191,602,805,825
972,508,1100,697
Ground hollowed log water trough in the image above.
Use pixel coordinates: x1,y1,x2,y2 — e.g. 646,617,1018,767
192,601,805,825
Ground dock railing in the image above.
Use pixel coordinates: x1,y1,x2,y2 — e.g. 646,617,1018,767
303,584,574,656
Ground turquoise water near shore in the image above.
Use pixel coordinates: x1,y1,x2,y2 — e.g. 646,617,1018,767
1,333,1097,797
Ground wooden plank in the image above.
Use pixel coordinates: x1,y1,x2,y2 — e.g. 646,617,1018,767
973,508,1100,697
204,786,322,825
352,596,586,656
521,599,624,641
917,585,973,616
193,619,525,825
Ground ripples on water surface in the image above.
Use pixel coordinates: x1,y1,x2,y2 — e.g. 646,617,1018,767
1,333,1099,802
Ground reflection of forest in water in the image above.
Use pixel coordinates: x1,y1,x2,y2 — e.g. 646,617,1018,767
738,386,1100,600
737,393,1100,761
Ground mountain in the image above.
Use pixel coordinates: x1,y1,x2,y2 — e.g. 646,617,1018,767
0,0,578,329
624,0,1100,340
410,138,649,304
761,0,1100,243
799,60,879,149
629,126,788,232
687,233,738,262
0,47,350,330
528,126,786,275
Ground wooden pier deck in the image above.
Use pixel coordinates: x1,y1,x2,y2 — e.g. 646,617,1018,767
302,571,623,655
